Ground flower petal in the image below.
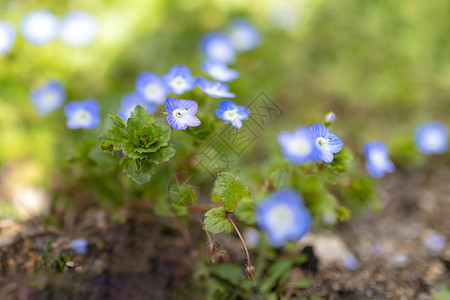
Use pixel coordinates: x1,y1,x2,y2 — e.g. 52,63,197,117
178,99,198,114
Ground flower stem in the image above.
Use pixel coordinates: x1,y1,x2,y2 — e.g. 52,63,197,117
204,96,213,112
226,214,252,267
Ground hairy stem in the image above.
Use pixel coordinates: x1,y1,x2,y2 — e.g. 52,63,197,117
226,214,252,267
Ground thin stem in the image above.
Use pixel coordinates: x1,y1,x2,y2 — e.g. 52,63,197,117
204,96,213,112
226,214,252,267
194,214,212,244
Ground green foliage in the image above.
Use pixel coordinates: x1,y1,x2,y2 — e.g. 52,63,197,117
431,284,450,300
186,112,218,141
268,168,289,189
204,206,234,234
211,172,251,212
99,106,176,184
234,199,256,225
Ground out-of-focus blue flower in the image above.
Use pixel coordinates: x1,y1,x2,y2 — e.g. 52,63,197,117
69,238,88,255
0,21,16,54
215,100,250,129
423,230,446,252
343,252,358,271
325,112,335,125
162,65,197,95
364,141,395,178
256,189,311,248
197,77,235,98
30,80,66,115
60,11,98,47
227,19,261,52
118,92,157,120
310,123,343,163
21,10,59,46
201,33,236,64
165,97,201,130
201,60,238,82
64,99,100,129
414,122,448,154
278,126,314,165
135,72,169,105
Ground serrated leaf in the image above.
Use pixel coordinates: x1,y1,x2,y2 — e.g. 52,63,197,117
110,112,126,128
146,144,176,163
212,172,250,212
121,158,155,185
204,206,234,234
130,105,154,124
234,199,255,224
99,126,126,152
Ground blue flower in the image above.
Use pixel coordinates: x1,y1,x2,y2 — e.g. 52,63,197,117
60,11,98,47
201,33,236,64
64,99,100,129
118,92,157,120
364,141,395,178
69,238,88,255
256,189,311,248
197,77,235,98
278,126,314,165
162,65,197,95
325,111,335,124
423,230,446,252
0,21,16,54
310,123,343,163
226,19,261,52
136,72,169,104
414,122,448,154
215,100,250,129
201,60,238,82
30,80,66,115
21,10,59,46
165,97,201,130
343,253,358,271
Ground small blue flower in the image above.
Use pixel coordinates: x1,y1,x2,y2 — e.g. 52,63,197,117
197,77,235,98
135,72,169,105
21,10,59,46
227,19,261,52
256,189,312,248
60,11,98,47
215,100,250,129
162,65,197,95
165,97,201,130
64,99,100,129
414,122,448,154
118,92,157,120
30,80,66,115
69,238,88,255
364,141,395,178
343,252,358,271
201,60,238,82
423,230,446,252
310,123,343,163
0,21,16,54
201,33,236,64
278,126,314,165
325,111,335,124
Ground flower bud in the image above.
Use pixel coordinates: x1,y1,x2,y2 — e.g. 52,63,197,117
324,111,335,126
245,264,256,284
207,241,221,263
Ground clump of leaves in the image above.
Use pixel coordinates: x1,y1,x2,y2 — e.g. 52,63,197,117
99,106,176,184
38,241,73,273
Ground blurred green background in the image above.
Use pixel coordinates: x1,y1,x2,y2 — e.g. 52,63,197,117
0,0,449,218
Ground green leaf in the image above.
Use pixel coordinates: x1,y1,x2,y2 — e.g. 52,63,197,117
234,199,255,224
212,172,251,212
130,105,154,124
110,112,126,128
169,183,198,206
146,144,176,163
336,205,351,221
99,126,126,152
204,206,234,234
269,168,289,189
259,258,294,294
431,284,450,300
121,158,156,185
185,112,218,141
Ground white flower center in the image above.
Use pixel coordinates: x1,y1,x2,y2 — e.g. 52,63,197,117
316,137,330,148
225,109,238,121
73,109,92,126
144,84,159,98
369,150,386,167
266,204,294,232
173,76,186,87
287,138,312,156
423,129,444,150
41,91,59,109
172,108,185,119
